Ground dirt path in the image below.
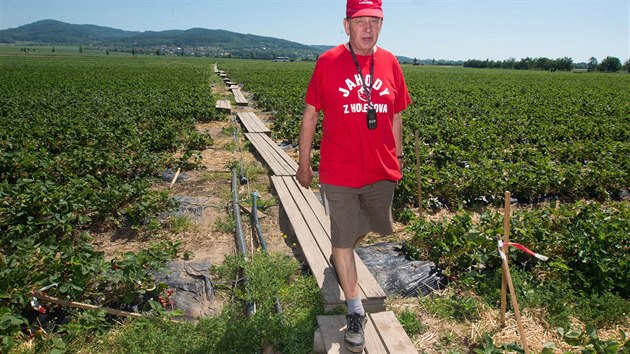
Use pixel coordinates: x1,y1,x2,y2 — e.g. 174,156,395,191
93,86,294,267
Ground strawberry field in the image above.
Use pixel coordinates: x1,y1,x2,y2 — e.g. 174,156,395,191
217,60,629,208
0,55,216,349
218,59,629,347
1,53,628,352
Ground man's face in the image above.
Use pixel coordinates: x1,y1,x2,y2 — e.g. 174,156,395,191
344,16,383,55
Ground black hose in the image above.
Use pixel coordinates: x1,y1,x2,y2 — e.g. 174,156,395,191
232,168,254,317
232,169,247,258
251,192,282,314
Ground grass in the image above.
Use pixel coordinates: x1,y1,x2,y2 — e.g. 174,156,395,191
58,252,323,354
167,215,199,233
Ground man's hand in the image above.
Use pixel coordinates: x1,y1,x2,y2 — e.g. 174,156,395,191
297,164,314,189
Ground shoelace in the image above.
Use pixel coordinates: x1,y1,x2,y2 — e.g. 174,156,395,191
347,314,363,333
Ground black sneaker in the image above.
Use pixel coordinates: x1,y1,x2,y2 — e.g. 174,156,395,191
344,312,367,353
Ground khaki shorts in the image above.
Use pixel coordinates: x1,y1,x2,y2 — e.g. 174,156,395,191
321,180,396,249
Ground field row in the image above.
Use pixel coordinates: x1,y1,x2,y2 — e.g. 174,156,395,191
0,56,217,349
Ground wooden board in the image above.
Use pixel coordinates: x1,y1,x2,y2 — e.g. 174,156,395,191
231,88,248,106
237,112,271,134
271,176,385,311
369,312,418,353
271,176,338,299
292,176,387,300
246,133,297,176
215,100,231,113
314,313,416,354
280,177,385,310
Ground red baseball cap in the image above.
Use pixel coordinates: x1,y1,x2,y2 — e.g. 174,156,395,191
346,0,384,19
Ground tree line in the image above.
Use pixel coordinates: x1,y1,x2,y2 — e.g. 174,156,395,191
463,56,630,73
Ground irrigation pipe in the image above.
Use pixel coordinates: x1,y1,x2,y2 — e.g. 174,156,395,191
232,168,255,317
231,168,248,259
251,191,282,314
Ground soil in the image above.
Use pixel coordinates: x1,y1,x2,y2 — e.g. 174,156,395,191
92,85,294,270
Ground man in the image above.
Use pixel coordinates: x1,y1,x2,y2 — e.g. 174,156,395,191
297,0,411,352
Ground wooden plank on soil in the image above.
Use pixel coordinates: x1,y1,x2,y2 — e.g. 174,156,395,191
237,112,271,134
231,88,248,106
281,176,386,310
245,133,295,176
369,311,418,353
215,100,231,113
271,176,339,299
314,314,403,354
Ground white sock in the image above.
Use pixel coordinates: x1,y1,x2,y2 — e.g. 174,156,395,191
346,296,365,316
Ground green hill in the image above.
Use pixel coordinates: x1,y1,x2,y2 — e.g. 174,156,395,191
0,19,322,59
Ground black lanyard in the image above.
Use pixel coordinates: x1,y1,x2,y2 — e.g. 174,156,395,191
348,42,375,109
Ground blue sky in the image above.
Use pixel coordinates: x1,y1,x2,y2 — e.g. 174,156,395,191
1,0,628,62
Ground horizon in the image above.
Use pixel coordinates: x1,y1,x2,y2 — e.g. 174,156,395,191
1,1,628,62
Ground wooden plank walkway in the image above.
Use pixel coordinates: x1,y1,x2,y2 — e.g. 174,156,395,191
272,176,386,312
314,312,418,354
215,100,232,113
245,133,297,176
231,88,248,106
238,112,271,135
214,65,416,354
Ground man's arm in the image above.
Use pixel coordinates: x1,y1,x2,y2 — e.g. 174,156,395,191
297,104,318,188
393,112,403,171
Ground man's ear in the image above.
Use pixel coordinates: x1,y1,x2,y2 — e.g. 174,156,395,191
343,18,350,36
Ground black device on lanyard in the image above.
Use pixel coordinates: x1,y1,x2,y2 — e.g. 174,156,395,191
348,43,377,130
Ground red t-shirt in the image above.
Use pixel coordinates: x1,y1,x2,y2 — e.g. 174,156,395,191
305,44,411,188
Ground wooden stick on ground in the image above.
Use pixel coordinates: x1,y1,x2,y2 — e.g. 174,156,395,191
500,191,529,353
169,168,181,189
501,257,530,354
32,292,145,319
500,191,511,326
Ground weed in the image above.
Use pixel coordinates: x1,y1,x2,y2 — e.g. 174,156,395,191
472,333,524,354
419,290,481,322
167,215,198,233
557,325,629,354
397,309,426,337
213,215,235,233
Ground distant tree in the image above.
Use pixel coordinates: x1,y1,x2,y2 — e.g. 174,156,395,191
132,48,136,56
587,57,598,72
554,57,573,71
52,46,55,53
514,57,533,70
155,48,161,56
79,45,83,54
598,56,622,72
413,57,418,66
106,49,109,55
623,58,630,73
502,58,516,69
535,57,552,70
